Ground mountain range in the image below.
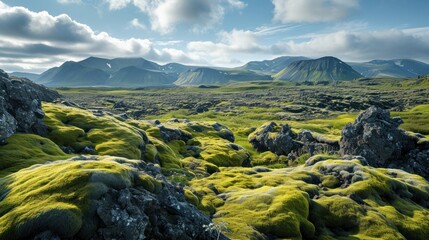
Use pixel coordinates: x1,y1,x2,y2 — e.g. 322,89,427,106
9,56,429,87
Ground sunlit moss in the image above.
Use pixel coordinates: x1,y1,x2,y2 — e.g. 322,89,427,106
0,156,161,239
0,134,70,177
43,103,146,159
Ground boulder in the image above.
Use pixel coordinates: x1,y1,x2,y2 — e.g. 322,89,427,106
0,71,60,143
339,106,417,167
248,122,302,155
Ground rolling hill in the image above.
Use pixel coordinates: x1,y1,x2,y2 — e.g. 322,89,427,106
349,59,429,78
174,67,272,85
274,56,363,82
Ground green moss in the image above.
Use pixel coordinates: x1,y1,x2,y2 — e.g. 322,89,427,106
181,157,220,176
188,158,429,239
184,188,200,206
198,138,250,167
0,156,156,239
135,173,163,193
43,103,146,159
321,175,340,188
0,134,70,177
214,186,314,239
150,138,182,169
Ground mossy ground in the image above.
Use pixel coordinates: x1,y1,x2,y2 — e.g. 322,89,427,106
43,103,146,159
0,134,71,177
188,158,429,239
1,92,428,239
0,156,161,239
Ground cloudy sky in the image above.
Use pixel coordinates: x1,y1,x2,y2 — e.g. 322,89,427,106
1,0,429,73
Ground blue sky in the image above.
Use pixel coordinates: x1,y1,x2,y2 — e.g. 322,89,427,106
0,0,428,72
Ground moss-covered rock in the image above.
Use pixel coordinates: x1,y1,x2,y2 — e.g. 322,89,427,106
189,158,429,239
0,134,70,177
0,156,142,239
43,103,147,159
0,155,219,240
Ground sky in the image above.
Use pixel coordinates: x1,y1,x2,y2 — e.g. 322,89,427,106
0,0,429,73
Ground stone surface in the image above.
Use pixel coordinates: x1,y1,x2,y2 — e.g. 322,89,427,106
339,106,429,178
339,106,417,167
249,122,339,157
0,71,60,143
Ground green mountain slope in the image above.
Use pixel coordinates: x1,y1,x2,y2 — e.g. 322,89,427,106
238,56,309,74
174,67,272,85
275,56,363,82
108,66,175,87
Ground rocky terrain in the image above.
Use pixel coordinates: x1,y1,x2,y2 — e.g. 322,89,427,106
1,70,429,239
0,70,59,144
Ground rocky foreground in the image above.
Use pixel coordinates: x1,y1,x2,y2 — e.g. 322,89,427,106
1,71,429,239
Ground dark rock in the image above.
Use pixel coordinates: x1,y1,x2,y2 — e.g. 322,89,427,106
91,165,223,240
339,106,418,167
339,106,429,179
159,125,193,142
0,71,60,142
194,102,212,113
212,123,235,142
81,146,96,154
113,101,128,109
248,122,303,156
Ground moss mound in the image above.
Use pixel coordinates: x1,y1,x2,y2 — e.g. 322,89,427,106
0,134,70,177
188,157,429,239
43,103,147,159
0,156,161,239
130,119,251,169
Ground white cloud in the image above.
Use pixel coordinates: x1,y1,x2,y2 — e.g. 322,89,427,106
225,0,247,9
272,0,359,23
105,0,132,10
105,0,245,34
0,3,199,72
57,0,81,4
271,28,429,62
130,18,146,29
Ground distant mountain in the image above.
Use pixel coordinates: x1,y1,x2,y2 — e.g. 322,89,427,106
160,63,194,77
349,59,429,78
274,56,363,82
79,57,161,73
175,68,272,85
37,57,180,87
238,56,309,74
108,66,174,87
39,61,109,87
9,72,40,81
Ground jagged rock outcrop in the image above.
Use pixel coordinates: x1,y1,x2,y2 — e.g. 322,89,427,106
249,122,339,157
0,69,60,144
248,122,302,155
339,106,416,166
340,106,429,178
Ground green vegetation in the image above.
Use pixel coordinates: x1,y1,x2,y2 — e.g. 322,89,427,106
0,134,70,177
0,156,161,239
393,104,429,136
1,79,429,239
188,158,429,239
43,103,146,159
